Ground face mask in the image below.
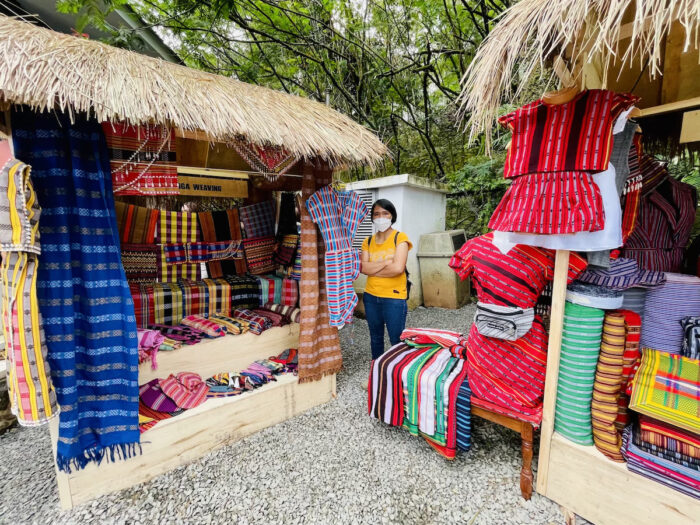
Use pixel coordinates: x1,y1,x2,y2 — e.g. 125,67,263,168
373,218,392,232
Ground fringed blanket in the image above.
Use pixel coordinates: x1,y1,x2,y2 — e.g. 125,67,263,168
12,109,140,472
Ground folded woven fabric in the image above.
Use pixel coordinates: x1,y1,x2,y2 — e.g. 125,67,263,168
243,236,277,275
159,372,209,409
207,314,247,335
400,328,466,349
240,200,276,238
639,415,700,460
180,315,227,338
263,303,301,324
148,324,206,345
629,349,700,434
137,329,165,370
273,234,299,266
253,309,286,327
233,308,272,335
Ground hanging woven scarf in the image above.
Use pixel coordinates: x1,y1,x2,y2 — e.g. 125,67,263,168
231,139,298,182
12,108,140,472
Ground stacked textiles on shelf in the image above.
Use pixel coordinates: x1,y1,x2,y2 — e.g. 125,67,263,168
138,353,293,433
253,275,299,307
368,328,471,459
129,276,261,328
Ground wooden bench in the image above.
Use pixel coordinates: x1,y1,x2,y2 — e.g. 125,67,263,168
471,397,541,500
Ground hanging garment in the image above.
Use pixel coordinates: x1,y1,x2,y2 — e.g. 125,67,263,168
298,166,343,381
490,89,638,235
466,317,549,420
0,158,58,426
620,137,643,244
449,233,588,309
622,155,697,272
156,211,201,282
640,273,700,354
242,236,277,275
306,185,368,327
554,301,605,445
494,164,621,250
629,348,700,434
198,208,247,277
277,192,299,236
273,234,299,266
12,109,140,472
231,140,298,182
102,122,178,196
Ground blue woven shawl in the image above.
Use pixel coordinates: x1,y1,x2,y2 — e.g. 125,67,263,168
12,109,140,472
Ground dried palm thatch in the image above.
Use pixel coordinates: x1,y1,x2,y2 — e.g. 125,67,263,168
0,15,388,167
458,0,700,151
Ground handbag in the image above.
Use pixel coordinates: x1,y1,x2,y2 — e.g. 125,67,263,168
474,303,534,341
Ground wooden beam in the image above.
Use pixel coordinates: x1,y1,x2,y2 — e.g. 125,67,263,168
536,249,570,495
638,97,700,117
680,109,700,144
176,166,249,179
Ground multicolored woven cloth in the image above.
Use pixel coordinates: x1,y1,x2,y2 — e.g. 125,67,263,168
298,166,343,381
240,200,276,238
639,415,700,460
148,324,206,345
162,241,243,264
121,244,160,283
14,109,140,472
114,201,159,244
198,209,247,277
231,140,298,181
102,122,178,196
252,309,286,327
242,236,277,274
273,234,299,266
208,314,248,335
629,348,700,434
263,303,301,324
156,210,201,282
281,278,298,307
180,315,227,338
232,308,271,335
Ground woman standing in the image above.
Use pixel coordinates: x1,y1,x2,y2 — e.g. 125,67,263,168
360,199,413,360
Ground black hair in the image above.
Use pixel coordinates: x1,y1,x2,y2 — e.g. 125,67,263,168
371,199,397,224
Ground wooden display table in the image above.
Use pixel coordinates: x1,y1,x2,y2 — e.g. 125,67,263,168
49,323,336,509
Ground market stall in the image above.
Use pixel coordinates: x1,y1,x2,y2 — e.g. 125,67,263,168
458,2,700,524
0,15,385,509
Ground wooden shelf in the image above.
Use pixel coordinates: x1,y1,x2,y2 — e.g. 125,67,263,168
49,372,336,509
638,97,700,117
139,324,300,384
542,433,698,525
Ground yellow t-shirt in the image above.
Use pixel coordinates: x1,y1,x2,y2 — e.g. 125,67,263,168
361,231,413,300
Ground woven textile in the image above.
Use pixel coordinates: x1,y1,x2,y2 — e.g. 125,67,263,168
621,287,647,318
181,279,208,318
499,90,638,178
208,314,248,335
681,317,700,360
277,192,299,235
578,257,665,291
198,209,247,277
148,324,205,345
180,315,226,337
232,308,271,335
307,185,368,326
629,348,700,434
456,377,472,450
253,275,282,305
633,428,700,470
253,309,286,327
298,165,343,381
466,317,548,420
156,211,201,282
153,282,184,325
130,283,155,328
224,275,261,310
159,372,209,409
114,201,159,244
622,157,697,272
641,273,700,354
591,311,628,461
273,234,299,266
0,158,58,426
240,200,276,238
288,236,302,280
622,426,700,500
471,396,542,427
639,416,700,460
620,139,642,244
554,302,605,445
13,109,139,472
120,244,159,283
615,310,642,430
449,233,587,309
281,278,299,307
263,303,301,324
243,236,277,275
231,140,297,181
102,122,178,196
204,278,232,317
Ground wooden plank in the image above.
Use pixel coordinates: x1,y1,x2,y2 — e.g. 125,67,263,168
177,137,209,168
680,109,700,144
48,418,73,509
536,249,570,494
139,324,300,384
60,374,334,509
639,97,700,117
177,166,249,179
661,21,700,104
545,434,699,525
177,174,248,198
174,128,215,142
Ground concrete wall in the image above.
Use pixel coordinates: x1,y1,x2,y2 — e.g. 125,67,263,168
348,175,447,310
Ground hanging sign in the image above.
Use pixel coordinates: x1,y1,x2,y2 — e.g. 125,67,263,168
177,167,249,198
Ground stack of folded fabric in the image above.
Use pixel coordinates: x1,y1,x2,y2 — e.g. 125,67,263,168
205,357,289,398
253,275,299,307
232,308,273,335
263,303,301,324
368,328,471,459
138,373,209,433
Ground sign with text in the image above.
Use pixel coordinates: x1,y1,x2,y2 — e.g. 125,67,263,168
177,173,248,198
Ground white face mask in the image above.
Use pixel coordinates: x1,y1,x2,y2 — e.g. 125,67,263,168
373,218,392,232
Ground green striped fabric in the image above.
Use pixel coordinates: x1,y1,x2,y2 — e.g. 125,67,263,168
554,301,605,445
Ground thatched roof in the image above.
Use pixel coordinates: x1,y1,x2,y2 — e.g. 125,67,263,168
458,0,700,150
0,15,388,167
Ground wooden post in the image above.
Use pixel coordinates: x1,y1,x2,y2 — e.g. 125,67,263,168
536,249,570,495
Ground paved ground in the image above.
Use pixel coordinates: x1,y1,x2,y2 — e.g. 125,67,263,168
0,304,564,524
